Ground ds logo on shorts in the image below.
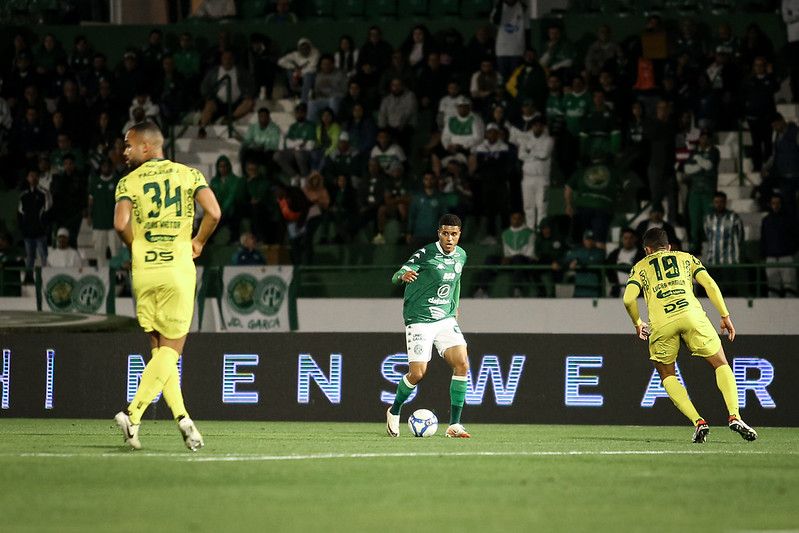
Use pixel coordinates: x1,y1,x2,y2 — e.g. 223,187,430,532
255,276,287,316
45,274,106,313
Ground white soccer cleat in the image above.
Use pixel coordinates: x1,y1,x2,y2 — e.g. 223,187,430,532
728,417,757,442
114,411,142,450
386,408,400,437
692,420,709,444
178,416,204,451
445,423,471,438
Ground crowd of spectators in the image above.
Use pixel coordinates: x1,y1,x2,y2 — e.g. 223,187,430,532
0,0,797,298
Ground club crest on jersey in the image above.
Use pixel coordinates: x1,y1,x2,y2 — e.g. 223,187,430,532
454,262,462,273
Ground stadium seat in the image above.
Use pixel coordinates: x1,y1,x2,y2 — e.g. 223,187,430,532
307,0,335,18
365,0,398,19
240,0,269,18
429,0,460,17
336,0,365,18
460,0,492,18
398,0,430,18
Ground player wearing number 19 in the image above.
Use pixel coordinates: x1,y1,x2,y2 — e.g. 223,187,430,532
623,227,757,444
386,214,471,438
112,121,221,451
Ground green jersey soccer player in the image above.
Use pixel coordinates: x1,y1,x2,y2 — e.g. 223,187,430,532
386,214,471,438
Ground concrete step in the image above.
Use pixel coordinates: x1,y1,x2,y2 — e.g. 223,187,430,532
718,159,736,173
740,211,766,241
777,103,799,120
718,185,754,200
175,137,241,152
727,198,758,213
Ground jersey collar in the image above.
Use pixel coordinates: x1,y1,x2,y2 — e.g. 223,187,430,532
435,241,454,256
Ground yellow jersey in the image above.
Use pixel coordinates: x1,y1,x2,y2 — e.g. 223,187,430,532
115,159,208,273
626,250,708,326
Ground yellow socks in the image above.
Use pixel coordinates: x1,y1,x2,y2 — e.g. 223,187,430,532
715,364,740,420
662,375,703,425
162,359,189,422
128,346,180,424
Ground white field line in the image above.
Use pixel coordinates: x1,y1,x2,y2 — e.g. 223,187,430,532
2,450,794,462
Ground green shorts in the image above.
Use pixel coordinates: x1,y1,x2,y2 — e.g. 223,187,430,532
648,312,721,365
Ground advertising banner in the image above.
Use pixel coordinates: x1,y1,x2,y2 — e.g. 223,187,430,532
220,266,294,332
1,333,795,426
40,267,111,314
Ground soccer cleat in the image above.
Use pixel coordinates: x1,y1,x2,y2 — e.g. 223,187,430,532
114,411,142,450
692,420,709,444
729,416,758,441
177,416,204,451
386,408,400,437
445,423,471,438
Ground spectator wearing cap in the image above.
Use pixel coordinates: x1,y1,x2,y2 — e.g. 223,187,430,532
323,131,362,190
433,96,485,176
232,232,267,266
553,229,605,298
377,77,418,154
274,102,316,183
17,168,52,274
199,49,256,134
539,25,576,75
490,0,530,81
680,128,719,253
277,38,320,101
512,115,553,229
634,203,680,249
761,113,799,219
48,227,82,268
265,0,298,23
308,54,348,122
470,57,502,114
237,107,282,174
742,57,778,173
86,158,120,267
469,122,514,245
505,47,547,113
565,152,625,249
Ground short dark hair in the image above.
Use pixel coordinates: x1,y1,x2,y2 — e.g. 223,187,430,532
439,214,462,228
643,227,669,250
621,227,636,237
714,190,727,200
258,107,270,114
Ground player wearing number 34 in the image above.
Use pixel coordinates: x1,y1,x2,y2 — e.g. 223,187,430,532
623,227,757,444
112,122,221,451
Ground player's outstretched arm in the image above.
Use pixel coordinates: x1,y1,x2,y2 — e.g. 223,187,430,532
192,188,222,259
720,315,735,341
392,268,417,285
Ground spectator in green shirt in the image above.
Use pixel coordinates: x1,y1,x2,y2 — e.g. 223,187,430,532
273,102,316,184
474,211,535,298
680,128,720,253
237,107,282,174
210,155,246,244
565,152,624,249
554,229,606,297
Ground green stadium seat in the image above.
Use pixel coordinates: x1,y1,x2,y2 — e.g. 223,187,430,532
399,0,430,17
240,0,269,18
365,0,398,18
430,0,460,17
336,0,365,18
460,0,492,18
308,0,335,18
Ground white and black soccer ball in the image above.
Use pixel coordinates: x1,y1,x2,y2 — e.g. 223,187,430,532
407,409,438,437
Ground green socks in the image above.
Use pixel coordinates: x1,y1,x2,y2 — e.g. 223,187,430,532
450,376,468,425
390,375,416,416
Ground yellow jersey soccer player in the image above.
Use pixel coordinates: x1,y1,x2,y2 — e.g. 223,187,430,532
113,122,221,451
623,227,757,443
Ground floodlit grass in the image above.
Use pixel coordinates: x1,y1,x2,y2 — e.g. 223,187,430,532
0,420,797,533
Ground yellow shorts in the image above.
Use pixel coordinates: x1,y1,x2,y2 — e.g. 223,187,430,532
648,312,721,364
132,268,196,340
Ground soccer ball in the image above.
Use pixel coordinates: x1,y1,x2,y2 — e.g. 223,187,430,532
408,409,438,437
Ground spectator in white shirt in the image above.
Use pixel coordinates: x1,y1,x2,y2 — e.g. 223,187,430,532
48,227,82,268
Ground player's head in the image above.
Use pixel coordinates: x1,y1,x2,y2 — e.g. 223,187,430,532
124,121,164,170
642,227,669,254
437,214,462,253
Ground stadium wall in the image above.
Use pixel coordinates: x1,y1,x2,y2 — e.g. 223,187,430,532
1,332,795,425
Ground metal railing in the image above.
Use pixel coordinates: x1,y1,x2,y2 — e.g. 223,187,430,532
2,262,796,302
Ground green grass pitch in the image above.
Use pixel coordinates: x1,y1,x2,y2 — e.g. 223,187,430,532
1,419,797,533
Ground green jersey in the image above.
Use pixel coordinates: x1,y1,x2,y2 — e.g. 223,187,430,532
563,91,592,137
88,173,119,230
393,241,467,325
